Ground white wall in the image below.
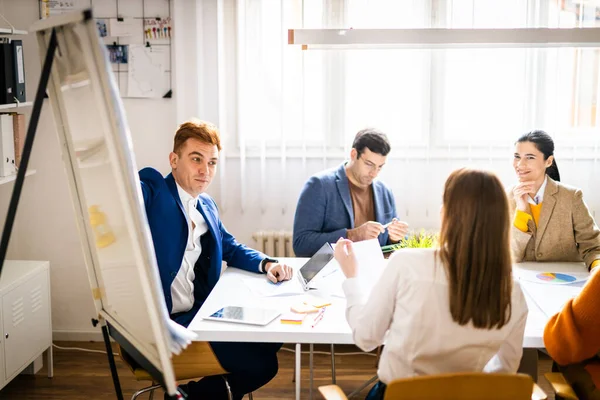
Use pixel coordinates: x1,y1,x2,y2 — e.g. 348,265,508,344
0,0,175,339
0,0,599,340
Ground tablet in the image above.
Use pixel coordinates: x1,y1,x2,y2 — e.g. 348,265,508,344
203,306,281,326
298,242,335,291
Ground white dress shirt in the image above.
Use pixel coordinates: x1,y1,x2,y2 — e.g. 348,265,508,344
342,248,528,384
528,176,547,205
171,184,209,314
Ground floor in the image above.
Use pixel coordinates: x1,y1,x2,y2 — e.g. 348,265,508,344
0,342,555,399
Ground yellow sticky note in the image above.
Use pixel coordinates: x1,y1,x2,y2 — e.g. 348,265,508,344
304,297,331,308
291,303,319,314
280,312,306,325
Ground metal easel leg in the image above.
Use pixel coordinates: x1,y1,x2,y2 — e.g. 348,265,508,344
102,324,123,400
101,323,124,400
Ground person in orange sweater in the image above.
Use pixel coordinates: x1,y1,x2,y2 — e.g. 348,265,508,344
510,130,600,271
544,269,600,399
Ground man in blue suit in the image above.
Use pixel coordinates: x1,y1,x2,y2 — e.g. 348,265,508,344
139,120,293,400
293,128,409,257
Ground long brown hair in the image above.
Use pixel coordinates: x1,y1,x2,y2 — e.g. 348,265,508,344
438,168,513,329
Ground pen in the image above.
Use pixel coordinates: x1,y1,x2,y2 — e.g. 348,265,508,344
321,269,338,278
311,307,326,328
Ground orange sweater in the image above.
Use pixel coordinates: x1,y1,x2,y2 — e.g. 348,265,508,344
544,270,600,388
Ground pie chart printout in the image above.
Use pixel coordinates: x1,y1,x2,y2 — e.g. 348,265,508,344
536,272,577,284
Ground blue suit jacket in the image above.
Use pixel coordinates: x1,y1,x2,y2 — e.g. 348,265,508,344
293,163,397,257
139,167,266,327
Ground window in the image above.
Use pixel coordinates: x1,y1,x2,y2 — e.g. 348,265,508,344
544,0,600,137
236,0,600,151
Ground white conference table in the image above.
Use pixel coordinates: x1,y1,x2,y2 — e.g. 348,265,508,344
188,257,588,400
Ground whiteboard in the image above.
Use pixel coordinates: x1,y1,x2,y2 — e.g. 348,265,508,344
30,10,178,395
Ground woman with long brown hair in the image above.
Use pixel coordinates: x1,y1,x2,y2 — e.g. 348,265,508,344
334,168,528,400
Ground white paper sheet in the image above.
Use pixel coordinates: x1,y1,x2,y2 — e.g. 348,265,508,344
108,18,143,38
166,319,197,355
127,45,168,98
41,0,75,18
240,276,305,297
519,280,583,318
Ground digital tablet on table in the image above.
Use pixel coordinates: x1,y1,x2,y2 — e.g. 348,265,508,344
203,306,281,326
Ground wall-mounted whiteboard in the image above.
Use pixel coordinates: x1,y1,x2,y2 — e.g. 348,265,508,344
39,0,173,98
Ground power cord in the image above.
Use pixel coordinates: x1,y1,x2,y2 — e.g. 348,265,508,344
51,343,377,358
52,343,119,357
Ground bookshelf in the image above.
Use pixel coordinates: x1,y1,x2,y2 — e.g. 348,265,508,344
0,28,27,35
0,102,33,111
0,170,36,187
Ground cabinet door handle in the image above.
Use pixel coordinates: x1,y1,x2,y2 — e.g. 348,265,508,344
5,333,8,339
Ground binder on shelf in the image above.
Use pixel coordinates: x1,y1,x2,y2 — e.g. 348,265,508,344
0,42,15,105
12,113,25,168
11,40,25,103
0,114,16,177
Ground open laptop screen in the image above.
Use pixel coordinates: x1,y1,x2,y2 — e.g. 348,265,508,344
299,242,334,285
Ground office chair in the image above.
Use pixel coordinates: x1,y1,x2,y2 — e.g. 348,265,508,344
119,342,254,400
544,372,579,400
319,372,547,400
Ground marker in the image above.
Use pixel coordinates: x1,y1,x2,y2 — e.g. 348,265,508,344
311,307,326,328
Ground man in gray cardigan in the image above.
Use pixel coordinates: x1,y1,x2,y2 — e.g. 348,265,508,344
292,129,409,257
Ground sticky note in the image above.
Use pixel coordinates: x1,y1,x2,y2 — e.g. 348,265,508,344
304,297,331,308
280,312,306,325
291,303,319,314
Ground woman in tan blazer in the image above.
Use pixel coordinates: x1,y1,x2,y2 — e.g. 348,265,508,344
510,130,600,271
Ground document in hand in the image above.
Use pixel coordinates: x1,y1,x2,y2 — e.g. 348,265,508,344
323,238,386,298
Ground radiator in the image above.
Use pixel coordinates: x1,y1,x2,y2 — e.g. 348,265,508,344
252,230,294,257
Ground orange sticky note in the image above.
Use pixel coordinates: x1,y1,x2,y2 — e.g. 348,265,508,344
280,312,306,325
304,297,331,308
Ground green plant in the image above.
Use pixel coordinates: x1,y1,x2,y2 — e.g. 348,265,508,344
398,229,439,249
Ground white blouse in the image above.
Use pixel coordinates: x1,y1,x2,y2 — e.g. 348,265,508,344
342,248,528,384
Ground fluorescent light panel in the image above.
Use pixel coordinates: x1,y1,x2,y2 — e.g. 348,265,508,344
288,28,600,49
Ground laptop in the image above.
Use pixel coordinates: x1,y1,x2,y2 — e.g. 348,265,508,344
297,242,335,291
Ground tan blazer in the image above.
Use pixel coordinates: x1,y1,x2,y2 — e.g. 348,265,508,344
509,177,600,270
